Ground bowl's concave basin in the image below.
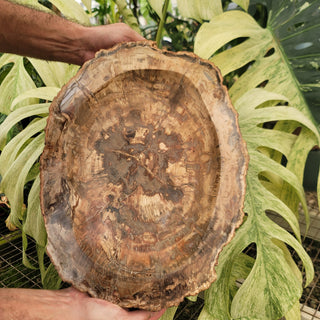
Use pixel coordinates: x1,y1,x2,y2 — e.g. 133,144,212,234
40,41,248,312
69,69,219,273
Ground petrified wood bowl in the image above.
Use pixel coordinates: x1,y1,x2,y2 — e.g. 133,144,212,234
40,41,248,311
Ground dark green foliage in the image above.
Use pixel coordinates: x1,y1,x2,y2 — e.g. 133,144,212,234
92,0,112,25
163,14,199,52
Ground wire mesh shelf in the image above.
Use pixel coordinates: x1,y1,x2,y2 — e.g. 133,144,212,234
1,191,320,319
0,230,43,289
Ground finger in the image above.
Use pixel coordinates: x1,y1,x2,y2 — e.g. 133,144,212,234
149,309,166,320
124,308,165,320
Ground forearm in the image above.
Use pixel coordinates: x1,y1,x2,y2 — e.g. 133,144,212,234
0,0,87,64
0,0,145,65
0,288,81,320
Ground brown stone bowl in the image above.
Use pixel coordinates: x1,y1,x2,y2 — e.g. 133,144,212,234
40,41,248,311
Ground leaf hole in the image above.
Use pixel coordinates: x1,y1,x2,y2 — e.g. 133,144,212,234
0,62,14,85
212,37,249,58
23,58,45,88
287,21,306,33
223,60,255,87
243,243,257,260
281,154,288,166
264,47,275,57
292,126,302,136
258,172,271,183
266,210,291,231
262,121,277,129
257,80,269,88
38,0,62,16
294,21,305,31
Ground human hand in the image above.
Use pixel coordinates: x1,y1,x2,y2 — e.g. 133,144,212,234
79,23,145,64
0,287,165,320
65,287,165,320
1,0,145,65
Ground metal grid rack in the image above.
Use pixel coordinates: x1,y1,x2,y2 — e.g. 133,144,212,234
0,228,43,289
1,192,320,319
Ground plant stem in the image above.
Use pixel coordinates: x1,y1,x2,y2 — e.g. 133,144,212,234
156,0,170,48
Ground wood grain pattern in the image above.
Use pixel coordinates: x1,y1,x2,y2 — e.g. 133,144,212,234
40,41,249,311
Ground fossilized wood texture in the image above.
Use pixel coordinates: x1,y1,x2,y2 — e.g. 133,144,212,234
40,41,249,311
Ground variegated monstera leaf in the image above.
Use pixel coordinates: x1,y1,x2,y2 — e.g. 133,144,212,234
149,0,320,319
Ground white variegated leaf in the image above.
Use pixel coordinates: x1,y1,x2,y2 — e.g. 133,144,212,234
177,0,222,21
28,59,79,87
15,0,51,12
115,0,141,33
11,87,60,110
1,133,45,228
0,54,37,114
49,0,90,25
284,300,301,320
202,88,316,319
147,0,165,18
232,0,249,11
0,117,47,176
195,3,320,122
0,103,49,150
81,0,92,13
23,175,47,247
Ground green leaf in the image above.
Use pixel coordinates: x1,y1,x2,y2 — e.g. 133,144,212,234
15,0,52,12
0,103,49,150
198,308,214,320
0,117,47,176
26,162,40,184
176,0,223,21
202,224,251,320
49,0,90,25
42,263,62,290
233,0,249,11
81,0,92,13
147,0,165,19
0,54,37,114
187,295,198,302
115,0,141,34
229,253,255,299
194,7,319,315
203,89,315,320
22,230,37,269
237,90,315,287
230,223,302,319
264,0,320,123
194,2,320,124
0,133,45,228
23,175,47,247
36,245,61,290
11,87,60,110
28,58,79,88
284,300,301,320
195,11,263,76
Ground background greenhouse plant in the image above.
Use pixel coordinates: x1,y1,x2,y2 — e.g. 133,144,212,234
0,0,319,319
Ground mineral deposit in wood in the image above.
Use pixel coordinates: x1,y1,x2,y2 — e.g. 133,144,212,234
40,41,249,311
